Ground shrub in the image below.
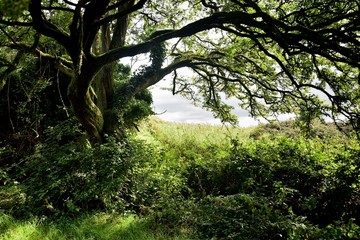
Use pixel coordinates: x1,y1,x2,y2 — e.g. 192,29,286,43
192,194,291,240
125,147,189,215
178,135,360,238
7,120,148,216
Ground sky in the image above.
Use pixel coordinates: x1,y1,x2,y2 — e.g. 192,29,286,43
150,79,262,127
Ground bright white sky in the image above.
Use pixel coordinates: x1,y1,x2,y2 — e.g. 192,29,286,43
150,80,261,127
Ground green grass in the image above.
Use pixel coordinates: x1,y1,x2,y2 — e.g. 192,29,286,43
0,213,194,240
137,117,255,148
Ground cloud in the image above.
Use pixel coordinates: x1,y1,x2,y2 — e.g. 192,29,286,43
151,85,261,127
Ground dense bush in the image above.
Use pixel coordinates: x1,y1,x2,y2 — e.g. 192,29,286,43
125,147,189,215
0,119,153,217
130,121,360,239
184,138,359,237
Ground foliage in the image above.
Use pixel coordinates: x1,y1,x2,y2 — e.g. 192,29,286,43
110,36,167,129
192,194,290,240
0,59,154,215
0,0,30,18
1,0,359,141
2,119,149,216
109,63,155,131
0,57,51,135
130,119,360,239
123,90,154,128
1,118,360,238
0,54,71,182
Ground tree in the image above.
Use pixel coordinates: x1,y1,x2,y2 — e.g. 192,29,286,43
1,0,359,143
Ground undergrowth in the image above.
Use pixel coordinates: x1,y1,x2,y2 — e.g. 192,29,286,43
131,118,360,239
1,118,359,239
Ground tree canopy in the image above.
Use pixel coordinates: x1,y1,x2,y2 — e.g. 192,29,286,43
1,0,359,142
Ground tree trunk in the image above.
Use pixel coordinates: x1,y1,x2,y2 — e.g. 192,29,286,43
68,69,104,143
68,1,133,143
90,3,133,140
92,62,123,139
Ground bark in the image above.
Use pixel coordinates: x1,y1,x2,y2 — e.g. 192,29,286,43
89,0,134,141
67,63,104,143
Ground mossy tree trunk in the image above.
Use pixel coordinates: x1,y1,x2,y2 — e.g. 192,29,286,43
67,61,104,143
92,10,131,141
66,2,133,143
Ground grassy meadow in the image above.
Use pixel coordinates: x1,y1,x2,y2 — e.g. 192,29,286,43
1,117,359,239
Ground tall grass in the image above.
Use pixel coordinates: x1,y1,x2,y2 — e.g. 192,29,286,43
137,117,254,148
0,213,194,240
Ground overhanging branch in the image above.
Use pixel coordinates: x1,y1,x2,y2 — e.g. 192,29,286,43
94,11,262,70
122,59,193,100
29,0,71,50
96,0,146,27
